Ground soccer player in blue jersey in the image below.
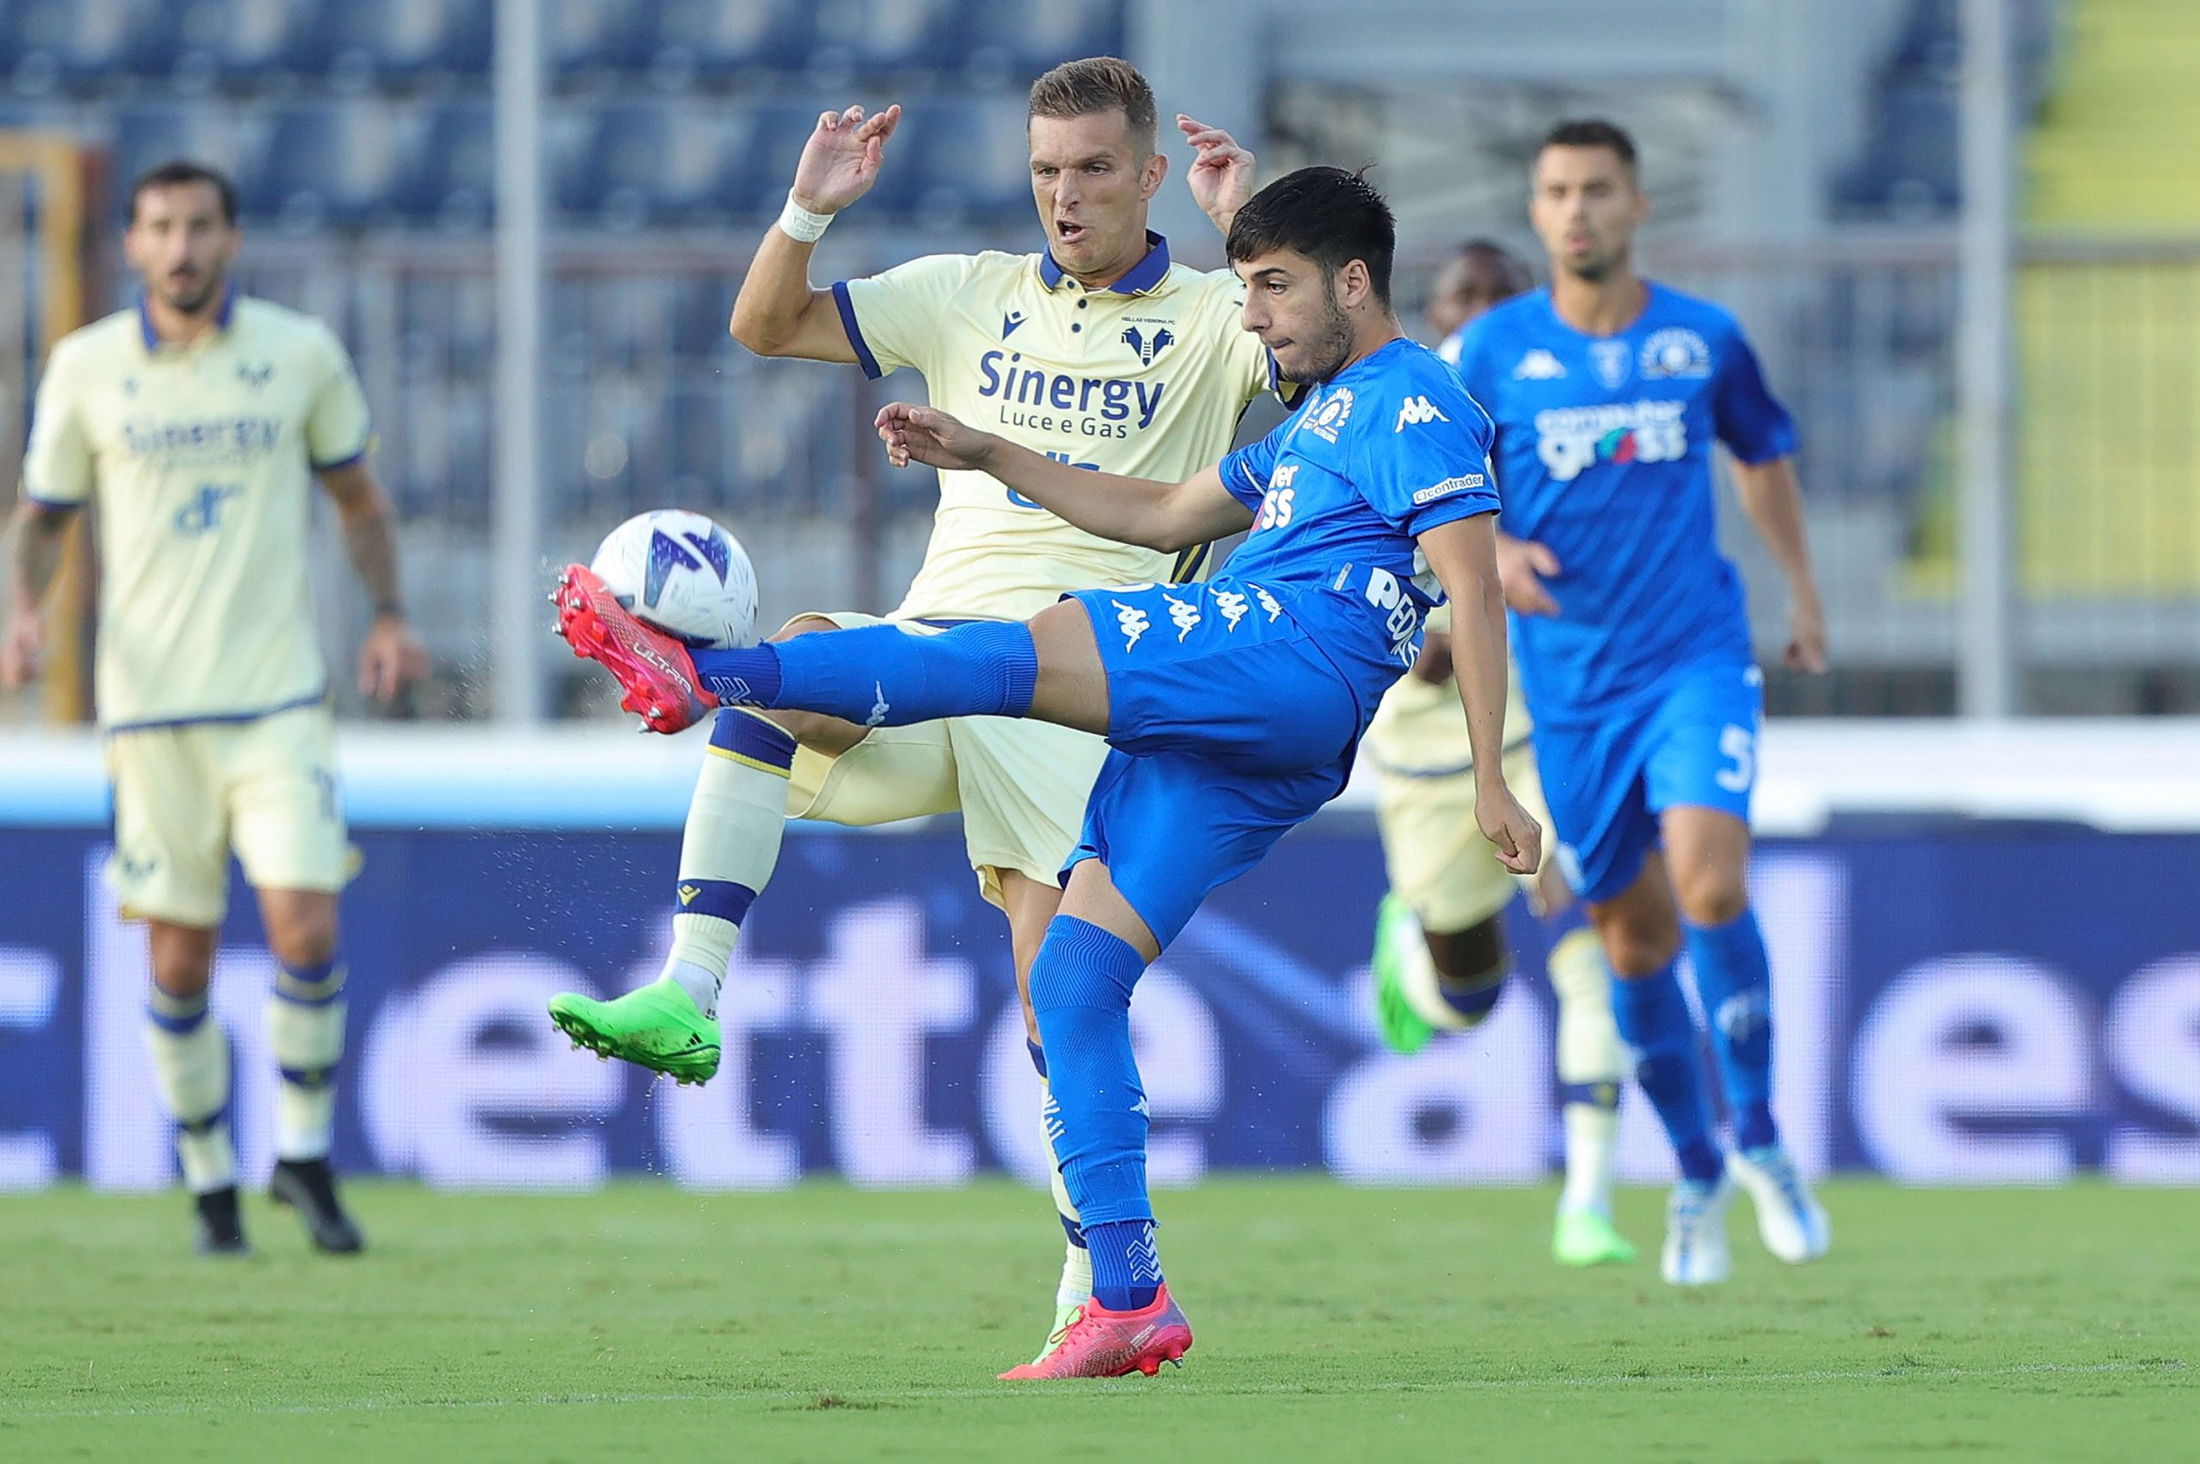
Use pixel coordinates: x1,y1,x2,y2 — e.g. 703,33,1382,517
555,166,1540,1378
1448,119,1831,1285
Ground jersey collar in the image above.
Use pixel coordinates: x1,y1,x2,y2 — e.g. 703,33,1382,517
1038,231,1172,296
136,283,238,352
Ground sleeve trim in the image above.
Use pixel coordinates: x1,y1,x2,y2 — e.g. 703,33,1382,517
831,281,883,380
22,492,82,512
311,449,370,474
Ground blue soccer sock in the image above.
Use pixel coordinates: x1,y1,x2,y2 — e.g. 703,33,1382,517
1610,960,1724,1185
689,622,1038,727
1684,909,1779,1150
1028,915,1157,1311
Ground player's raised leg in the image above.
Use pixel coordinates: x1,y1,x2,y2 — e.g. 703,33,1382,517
144,920,246,1255
256,888,364,1254
548,617,861,1084
1591,855,1732,1286
1662,803,1829,1264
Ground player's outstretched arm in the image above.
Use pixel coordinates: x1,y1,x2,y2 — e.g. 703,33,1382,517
877,402,1252,552
0,498,74,689
318,461,428,703
1730,455,1827,673
729,104,902,363
1420,514,1542,875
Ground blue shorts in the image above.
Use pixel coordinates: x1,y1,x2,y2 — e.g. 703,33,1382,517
1533,658,1764,904
1060,578,1365,946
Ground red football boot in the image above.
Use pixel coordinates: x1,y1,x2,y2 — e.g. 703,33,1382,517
998,1286,1193,1380
551,564,716,733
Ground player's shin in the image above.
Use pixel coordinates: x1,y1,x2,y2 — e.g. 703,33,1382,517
663,711,795,1018
689,622,1038,727
1609,959,1723,1185
1683,909,1778,1150
268,960,347,1162
1028,916,1160,1313
1549,928,1625,1220
146,988,236,1192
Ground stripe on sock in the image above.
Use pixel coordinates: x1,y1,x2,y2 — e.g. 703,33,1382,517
710,708,797,775
673,877,758,925
1026,1039,1048,1079
275,961,348,1006
1558,1079,1623,1112
279,1065,334,1091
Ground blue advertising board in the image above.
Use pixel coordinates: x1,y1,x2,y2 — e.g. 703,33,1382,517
1,817,2195,1191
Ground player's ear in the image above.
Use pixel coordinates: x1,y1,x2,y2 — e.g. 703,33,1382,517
1338,258,1372,310
1140,149,1167,202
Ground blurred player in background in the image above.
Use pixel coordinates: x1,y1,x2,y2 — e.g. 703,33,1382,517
1452,120,1830,1285
558,164,1537,1377
544,57,1283,1362
1362,238,1636,1269
1,162,425,1255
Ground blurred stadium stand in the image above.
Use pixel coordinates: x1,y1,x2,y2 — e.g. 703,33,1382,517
13,0,2200,719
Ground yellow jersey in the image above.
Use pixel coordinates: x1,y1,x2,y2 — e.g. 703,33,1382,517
23,292,372,729
833,234,1278,621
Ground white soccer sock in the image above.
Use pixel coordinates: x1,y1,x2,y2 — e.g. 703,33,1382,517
269,963,348,1163
664,711,797,1018
146,988,236,1194
1549,928,1626,1218
1041,1076,1092,1306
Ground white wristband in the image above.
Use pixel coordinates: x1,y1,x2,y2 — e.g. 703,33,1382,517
777,192,835,243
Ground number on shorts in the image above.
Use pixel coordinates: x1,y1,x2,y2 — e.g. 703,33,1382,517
1714,723,1755,794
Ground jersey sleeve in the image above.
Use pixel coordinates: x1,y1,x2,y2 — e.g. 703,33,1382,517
305,324,374,470
1352,371,1500,536
20,339,92,508
830,253,977,381
1711,325,1798,464
1217,419,1284,510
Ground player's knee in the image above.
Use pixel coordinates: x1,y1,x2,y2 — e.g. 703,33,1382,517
265,913,338,972
1671,868,1747,928
1425,916,1505,988
1425,917,1507,1027
1598,922,1679,979
150,960,212,1000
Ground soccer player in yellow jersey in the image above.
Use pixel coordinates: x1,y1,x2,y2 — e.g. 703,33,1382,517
1,162,426,1255
545,58,1281,1358
1362,240,1637,1268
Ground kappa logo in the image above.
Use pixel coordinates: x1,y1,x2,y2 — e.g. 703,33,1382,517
1590,340,1633,389
1122,324,1175,364
865,682,890,727
1164,591,1201,641
1513,349,1566,380
235,361,274,389
1113,599,1151,651
1393,395,1450,432
1001,310,1027,338
677,883,701,907
1213,588,1249,631
1300,386,1354,442
1252,586,1284,622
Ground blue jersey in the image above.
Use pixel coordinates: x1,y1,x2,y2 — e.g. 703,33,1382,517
1449,283,1796,721
1217,337,1498,690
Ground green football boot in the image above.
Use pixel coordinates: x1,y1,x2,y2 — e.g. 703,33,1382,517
1371,892,1435,1055
548,977,721,1085
1552,1209,1638,1267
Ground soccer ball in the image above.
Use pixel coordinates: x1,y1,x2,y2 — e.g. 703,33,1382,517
589,509,759,649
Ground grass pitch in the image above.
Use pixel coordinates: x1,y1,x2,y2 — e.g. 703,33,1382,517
2,1178,2190,1461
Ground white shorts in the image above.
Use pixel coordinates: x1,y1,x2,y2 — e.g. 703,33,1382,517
104,702,357,927
1367,672,1548,933
778,612,1107,910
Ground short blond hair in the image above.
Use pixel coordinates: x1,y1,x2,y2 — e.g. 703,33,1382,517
1027,56,1157,156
